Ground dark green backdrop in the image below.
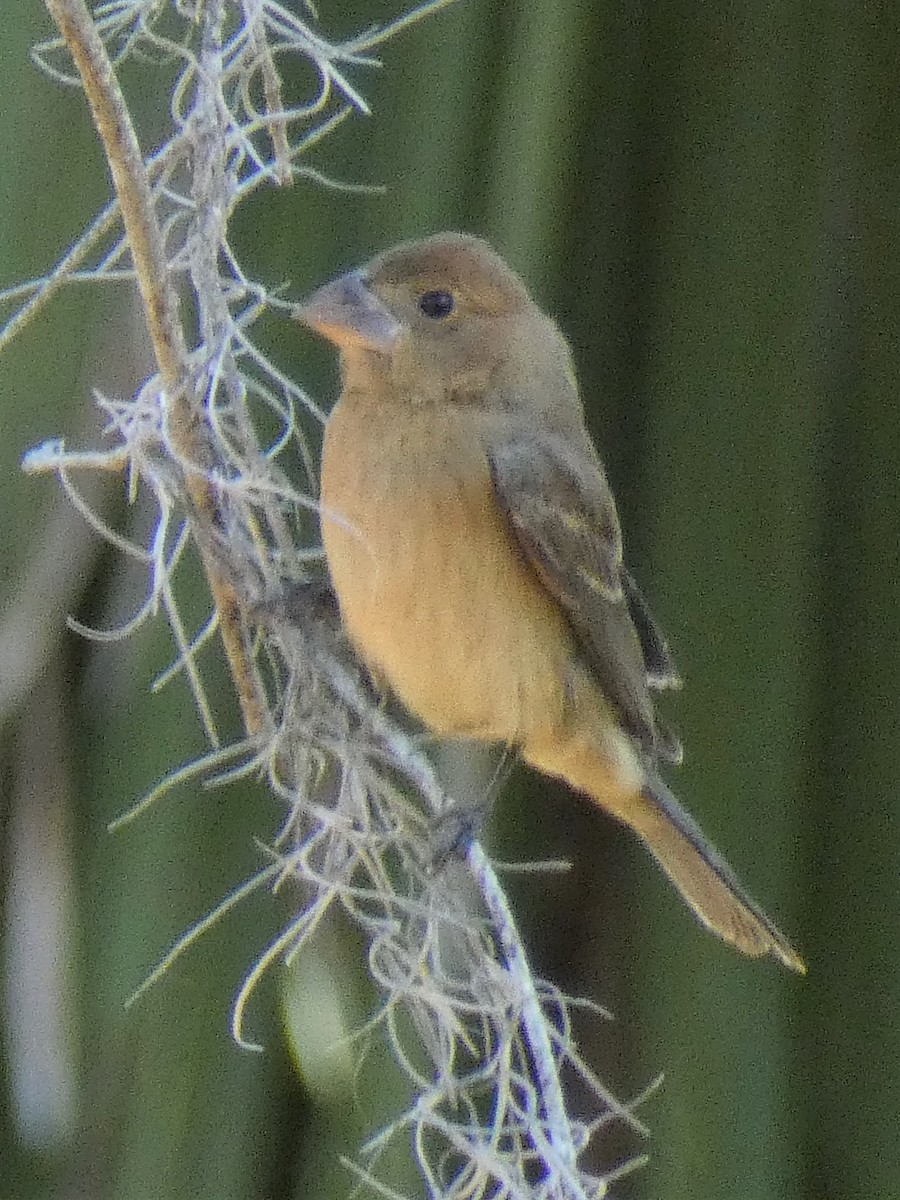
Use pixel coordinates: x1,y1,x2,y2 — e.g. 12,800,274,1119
1,3,898,1198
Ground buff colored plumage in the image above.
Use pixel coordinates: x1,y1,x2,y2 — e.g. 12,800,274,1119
298,232,804,973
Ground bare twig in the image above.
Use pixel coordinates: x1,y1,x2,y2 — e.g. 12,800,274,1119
45,0,268,735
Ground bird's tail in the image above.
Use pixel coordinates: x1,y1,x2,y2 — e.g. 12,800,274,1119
525,734,805,972
630,774,805,972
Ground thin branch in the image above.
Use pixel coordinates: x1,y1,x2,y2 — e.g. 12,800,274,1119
45,0,269,737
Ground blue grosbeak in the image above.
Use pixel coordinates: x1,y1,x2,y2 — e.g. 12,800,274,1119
299,232,803,972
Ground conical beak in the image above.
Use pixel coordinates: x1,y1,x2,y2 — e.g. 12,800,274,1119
296,270,402,352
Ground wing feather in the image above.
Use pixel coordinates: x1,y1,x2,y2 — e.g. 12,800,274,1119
488,432,679,764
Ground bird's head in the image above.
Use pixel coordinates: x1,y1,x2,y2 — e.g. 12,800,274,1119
297,232,574,410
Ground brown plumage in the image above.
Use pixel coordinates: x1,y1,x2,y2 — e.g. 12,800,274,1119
298,232,804,973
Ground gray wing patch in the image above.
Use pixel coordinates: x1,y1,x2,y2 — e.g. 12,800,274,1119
489,433,677,762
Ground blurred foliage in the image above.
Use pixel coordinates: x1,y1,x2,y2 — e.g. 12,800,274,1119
1,2,898,1199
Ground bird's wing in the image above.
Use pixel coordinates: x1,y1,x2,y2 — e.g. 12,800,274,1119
488,431,674,761
621,568,681,691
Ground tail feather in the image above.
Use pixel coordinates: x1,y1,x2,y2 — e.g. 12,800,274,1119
524,727,805,972
632,774,806,973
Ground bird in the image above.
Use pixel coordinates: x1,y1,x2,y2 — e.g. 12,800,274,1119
297,231,805,973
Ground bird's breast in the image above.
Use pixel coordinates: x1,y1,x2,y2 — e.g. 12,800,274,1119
320,397,575,743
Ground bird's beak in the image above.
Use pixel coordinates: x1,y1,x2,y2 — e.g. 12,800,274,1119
296,270,402,353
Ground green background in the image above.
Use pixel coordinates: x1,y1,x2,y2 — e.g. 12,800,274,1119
1,2,898,1198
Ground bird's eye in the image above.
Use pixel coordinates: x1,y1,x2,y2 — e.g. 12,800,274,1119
418,290,455,319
